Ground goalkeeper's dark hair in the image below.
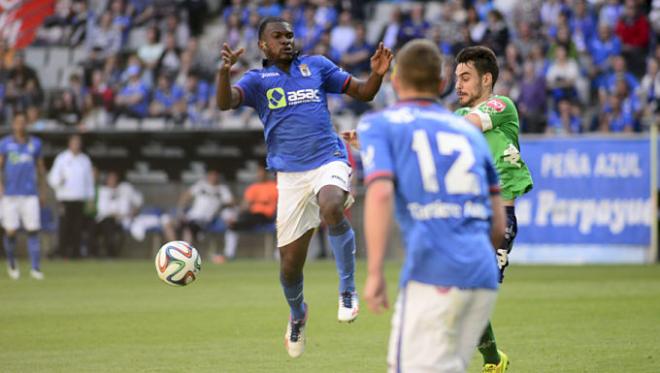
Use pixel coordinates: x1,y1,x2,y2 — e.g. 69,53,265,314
258,17,289,40
455,46,499,90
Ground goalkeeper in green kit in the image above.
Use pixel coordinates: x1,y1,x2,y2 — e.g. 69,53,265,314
454,46,533,373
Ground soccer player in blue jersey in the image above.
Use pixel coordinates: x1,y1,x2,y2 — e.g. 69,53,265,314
0,112,47,280
359,39,506,372
216,16,392,358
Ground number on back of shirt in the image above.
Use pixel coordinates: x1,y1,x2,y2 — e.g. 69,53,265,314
412,130,480,195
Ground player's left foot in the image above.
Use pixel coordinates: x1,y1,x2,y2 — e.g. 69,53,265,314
7,265,20,280
284,303,308,358
337,291,359,323
482,350,509,373
30,269,44,280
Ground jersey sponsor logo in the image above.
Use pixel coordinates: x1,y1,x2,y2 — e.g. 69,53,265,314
266,87,287,109
299,64,311,77
503,143,522,168
485,98,506,113
8,151,33,165
266,87,321,109
261,72,280,78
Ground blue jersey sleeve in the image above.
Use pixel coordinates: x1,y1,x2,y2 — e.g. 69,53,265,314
0,138,7,156
318,56,351,94
33,137,42,158
234,71,260,108
357,115,393,185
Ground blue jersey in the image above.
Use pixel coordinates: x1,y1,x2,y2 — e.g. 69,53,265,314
235,55,351,172
0,135,42,196
358,100,500,290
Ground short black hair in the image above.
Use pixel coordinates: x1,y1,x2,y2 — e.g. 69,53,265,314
258,17,289,40
455,46,499,90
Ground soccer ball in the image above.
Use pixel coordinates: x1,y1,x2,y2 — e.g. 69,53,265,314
155,241,201,286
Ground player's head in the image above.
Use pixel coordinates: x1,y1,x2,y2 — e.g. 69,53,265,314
258,17,295,63
206,169,220,184
11,112,27,136
391,39,444,98
454,46,499,107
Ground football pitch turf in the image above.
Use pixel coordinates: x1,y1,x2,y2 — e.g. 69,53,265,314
1,260,659,372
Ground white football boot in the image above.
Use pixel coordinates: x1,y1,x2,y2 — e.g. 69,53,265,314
337,291,359,323
7,264,19,280
284,303,308,358
30,269,44,280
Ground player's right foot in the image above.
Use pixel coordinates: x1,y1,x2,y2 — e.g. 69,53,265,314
284,303,307,358
30,269,44,280
7,265,19,280
482,350,509,373
337,291,359,322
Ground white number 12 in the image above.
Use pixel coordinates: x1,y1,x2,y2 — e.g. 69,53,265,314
411,130,480,195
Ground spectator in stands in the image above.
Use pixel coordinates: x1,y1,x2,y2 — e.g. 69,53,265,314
615,0,651,77
109,0,132,47
514,21,536,59
504,44,523,79
87,69,114,112
296,6,322,53
49,90,82,127
599,54,639,99
571,0,596,54
314,0,338,30
48,134,95,259
181,0,208,37
466,5,486,44
8,53,40,95
474,0,494,21
114,65,149,119
548,22,579,61
379,7,402,50
176,169,238,261
639,57,660,122
86,11,122,58
398,4,430,47
518,61,547,133
482,9,509,56
547,98,583,134
600,93,634,133
540,0,564,30
228,163,277,231
222,0,248,24
149,73,185,121
161,14,190,49
225,12,244,50
138,26,164,83
67,73,88,110
546,45,580,104
313,30,341,63
156,32,182,77
258,0,282,18
340,24,373,76
96,170,143,257
589,23,622,83
330,11,356,57
127,0,155,26
599,0,623,29
21,78,44,112
182,71,210,125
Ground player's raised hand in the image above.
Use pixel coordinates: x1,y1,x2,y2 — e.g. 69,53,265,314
370,42,394,76
341,130,360,150
363,273,389,314
220,43,245,71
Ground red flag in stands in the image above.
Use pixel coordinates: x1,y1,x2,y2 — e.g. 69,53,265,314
0,0,55,49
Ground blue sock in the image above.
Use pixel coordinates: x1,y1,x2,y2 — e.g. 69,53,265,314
3,235,17,269
328,218,356,293
280,274,305,320
27,234,41,271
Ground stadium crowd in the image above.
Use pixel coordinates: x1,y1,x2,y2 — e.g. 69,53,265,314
0,0,656,134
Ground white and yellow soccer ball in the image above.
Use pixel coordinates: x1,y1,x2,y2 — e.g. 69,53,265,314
155,241,201,286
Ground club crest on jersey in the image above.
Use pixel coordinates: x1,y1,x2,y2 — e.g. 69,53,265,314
299,64,311,77
486,98,506,112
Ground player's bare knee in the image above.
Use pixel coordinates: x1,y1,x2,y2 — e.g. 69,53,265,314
320,202,344,226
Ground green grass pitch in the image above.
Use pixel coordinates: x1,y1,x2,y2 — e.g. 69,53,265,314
1,260,659,372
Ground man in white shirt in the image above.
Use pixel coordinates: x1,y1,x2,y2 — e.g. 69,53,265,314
95,171,143,257
48,135,94,259
176,169,238,261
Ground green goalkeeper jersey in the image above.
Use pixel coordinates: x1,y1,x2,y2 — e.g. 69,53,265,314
455,95,533,201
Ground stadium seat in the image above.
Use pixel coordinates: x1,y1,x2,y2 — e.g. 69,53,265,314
47,47,70,67
38,67,60,90
24,47,47,66
70,47,87,65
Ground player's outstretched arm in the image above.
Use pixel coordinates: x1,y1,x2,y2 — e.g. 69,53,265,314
363,178,394,314
216,43,245,111
345,42,393,102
